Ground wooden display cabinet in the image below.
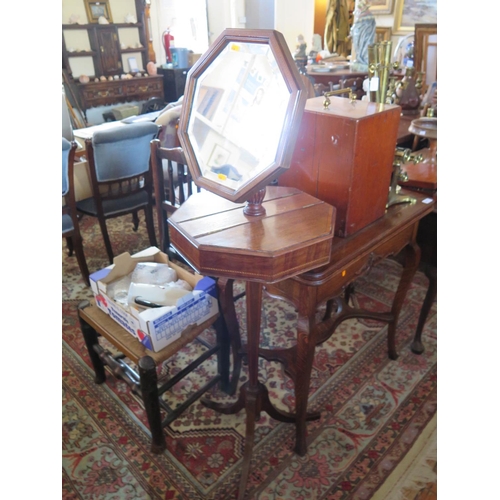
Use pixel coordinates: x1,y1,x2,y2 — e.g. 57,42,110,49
62,0,161,113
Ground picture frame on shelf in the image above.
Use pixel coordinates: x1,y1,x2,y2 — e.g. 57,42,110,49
375,27,392,43
128,57,139,73
84,0,113,24
393,0,437,34
369,0,395,15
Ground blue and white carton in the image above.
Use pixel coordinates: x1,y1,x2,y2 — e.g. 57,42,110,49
89,247,219,352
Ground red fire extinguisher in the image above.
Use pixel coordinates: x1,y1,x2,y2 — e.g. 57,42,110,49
162,29,174,63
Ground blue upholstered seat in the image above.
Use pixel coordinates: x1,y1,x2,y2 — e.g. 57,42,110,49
76,122,160,263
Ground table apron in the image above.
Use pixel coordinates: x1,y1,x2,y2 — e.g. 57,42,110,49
265,223,417,313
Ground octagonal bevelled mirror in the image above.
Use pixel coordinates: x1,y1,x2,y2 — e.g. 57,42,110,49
178,29,307,213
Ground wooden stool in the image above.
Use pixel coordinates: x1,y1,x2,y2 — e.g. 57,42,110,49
77,298,236,454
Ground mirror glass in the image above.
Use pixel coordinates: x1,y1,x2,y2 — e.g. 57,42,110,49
186,41,291,193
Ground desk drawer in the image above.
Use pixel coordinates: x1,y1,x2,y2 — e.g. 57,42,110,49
319,225,415,291
268,224,416,309
123,79,163,96
81,84,124,103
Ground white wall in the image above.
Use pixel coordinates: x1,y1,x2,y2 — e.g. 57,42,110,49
150,0,314,65
275,0,315,58
151,0,211,65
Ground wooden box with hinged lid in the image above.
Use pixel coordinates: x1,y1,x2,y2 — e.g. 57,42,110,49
278,96,401,237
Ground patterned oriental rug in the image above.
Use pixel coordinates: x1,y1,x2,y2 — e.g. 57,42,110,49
62,214,437,500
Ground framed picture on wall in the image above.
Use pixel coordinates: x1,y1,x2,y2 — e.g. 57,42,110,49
375,27,392,43
393,0,437,34
369,0,395,15
84,0,113,24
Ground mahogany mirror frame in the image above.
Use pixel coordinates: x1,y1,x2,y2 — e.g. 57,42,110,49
414,23,437,93
178,28,308,204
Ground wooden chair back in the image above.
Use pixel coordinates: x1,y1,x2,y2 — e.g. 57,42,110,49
150,138,200,258
339,76,366,100
76,122,160,263
62,138,90,285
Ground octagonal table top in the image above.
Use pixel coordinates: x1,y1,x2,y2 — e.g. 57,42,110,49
168,186,336,283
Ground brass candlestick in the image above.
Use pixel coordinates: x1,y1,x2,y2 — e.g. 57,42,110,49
379,41,392,104
368,41,398,104
387,147,423,207
367,44,379,103
415,71,425,93
386,77,398,104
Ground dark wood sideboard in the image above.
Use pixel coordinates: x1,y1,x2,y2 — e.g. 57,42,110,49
75,75,164,110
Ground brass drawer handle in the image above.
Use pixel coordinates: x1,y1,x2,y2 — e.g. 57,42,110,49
97,91,109,97
138,86,149,92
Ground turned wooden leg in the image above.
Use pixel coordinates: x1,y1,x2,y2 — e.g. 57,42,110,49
73,234,90,287
323,299,335,320
97,218,114,264
132,211,139,231
294,313,317,456
388,241,421,360
138,356,166,454
65,236,74,257
237,281,263,500
344,282,355,305
218,277,242,394
78,301,106,384
411,264,437,354
144,206,158,248
213,313,231,394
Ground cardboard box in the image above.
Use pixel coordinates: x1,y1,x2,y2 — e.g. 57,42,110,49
279,96,401,237
89,247,219,352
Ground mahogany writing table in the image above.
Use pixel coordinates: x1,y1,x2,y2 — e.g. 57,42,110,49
215,190,434,457
168,187,434,497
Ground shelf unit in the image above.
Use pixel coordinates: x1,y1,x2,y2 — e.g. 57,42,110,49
62,0,160,115
62,23,149,77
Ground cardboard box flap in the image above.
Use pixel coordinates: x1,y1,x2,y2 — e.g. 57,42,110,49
197,276,218,298
97,248,169,287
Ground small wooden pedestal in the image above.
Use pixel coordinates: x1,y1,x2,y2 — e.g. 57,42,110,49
168,186,336,498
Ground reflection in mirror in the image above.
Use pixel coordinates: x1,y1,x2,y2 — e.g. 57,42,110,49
186,42,290,192
421,33,436,91
414,24,437,95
